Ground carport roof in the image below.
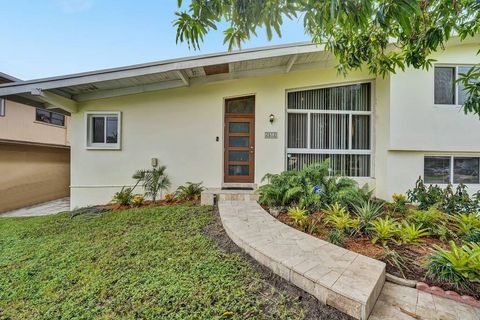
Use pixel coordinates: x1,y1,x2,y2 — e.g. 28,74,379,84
0,42,331,113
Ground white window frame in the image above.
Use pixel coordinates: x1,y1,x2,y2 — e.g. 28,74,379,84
0,98,5,117
85,111,121,150
285,80,374,177
434,64,475,107
424,155,480,185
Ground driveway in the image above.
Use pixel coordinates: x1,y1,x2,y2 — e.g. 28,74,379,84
0,197,70,217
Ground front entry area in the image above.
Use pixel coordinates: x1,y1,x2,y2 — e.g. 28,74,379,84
224,96,255,183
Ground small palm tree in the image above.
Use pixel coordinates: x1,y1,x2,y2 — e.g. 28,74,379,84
133,165,171,202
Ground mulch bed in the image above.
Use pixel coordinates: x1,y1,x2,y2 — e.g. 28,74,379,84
276,212,480,300
203,206,354,320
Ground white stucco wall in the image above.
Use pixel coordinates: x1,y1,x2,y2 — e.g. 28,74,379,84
70,68,377,209
70,40,480,209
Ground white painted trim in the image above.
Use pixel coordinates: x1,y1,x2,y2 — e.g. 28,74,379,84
30,89,78,113
286,148,372,155
85,111,122,150
285,54,298,73
433,64,476,107
176,70,190,86
0,43,324,96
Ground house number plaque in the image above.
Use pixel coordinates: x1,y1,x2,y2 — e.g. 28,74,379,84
264,132,278,139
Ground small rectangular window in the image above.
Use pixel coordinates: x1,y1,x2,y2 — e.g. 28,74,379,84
36,108,65,126
434,67,455,105
86,112,121,149
424,156,451,184
454,157,479,184
0,99,5,117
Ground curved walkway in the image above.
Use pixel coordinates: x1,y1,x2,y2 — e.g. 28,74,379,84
218,200,480,320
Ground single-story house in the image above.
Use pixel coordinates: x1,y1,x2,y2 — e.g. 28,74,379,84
0,37,479,210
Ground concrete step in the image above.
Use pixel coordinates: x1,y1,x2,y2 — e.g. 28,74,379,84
200,188,259,205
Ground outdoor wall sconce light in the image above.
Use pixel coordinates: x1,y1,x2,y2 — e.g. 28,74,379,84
151,158,158,168
269,114,275,124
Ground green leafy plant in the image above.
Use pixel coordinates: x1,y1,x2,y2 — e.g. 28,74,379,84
288,207,308,227
391,193,407,213
164,193,176,202
455,213,480,235
462,229,480,243
407,207,447,230
112,187,134,206
258,161,366,211
426,241,480,288
324,211,360,235
133,165,171,202
370,217,398,246
396,221,430,245
131,194,145,207
327,229,345,247
406,177,443,210
175,182,205,201
324,203,349,217
352,199,384,234
376,247,409,278
303,218,319,235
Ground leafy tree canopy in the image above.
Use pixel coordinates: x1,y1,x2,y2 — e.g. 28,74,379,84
174,0,480,115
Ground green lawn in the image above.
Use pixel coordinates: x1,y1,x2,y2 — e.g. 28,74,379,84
0,205,304,319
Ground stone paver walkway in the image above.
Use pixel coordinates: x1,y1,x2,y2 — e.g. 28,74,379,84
1,197,70,217
219,200,385,320
370,282,480,320
217,199,480,320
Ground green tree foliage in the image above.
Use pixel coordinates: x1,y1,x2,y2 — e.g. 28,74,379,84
133,165,171,202
174,0,480,115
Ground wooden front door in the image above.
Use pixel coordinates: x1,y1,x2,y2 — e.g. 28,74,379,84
224,96,255,183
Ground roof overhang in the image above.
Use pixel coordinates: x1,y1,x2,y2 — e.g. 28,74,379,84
0,42,333,113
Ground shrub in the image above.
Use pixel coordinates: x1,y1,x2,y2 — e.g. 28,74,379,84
112,187,134,206
455,213,480,235
133,165,171,202
406,177,480,214
131,195,145,207
175,182,205,201
406,177,443,210
407,207,447,230
391,193,407,212
426,241,480,288
462,229,480,243
288,207,308,227
352,199,384,234
327,229,345,247
258,160,368,211
370,217,398,246
396,221,429,245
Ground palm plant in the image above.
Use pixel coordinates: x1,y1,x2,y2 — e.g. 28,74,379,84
133,165,171,202
395,221,430,245
175,182,205,201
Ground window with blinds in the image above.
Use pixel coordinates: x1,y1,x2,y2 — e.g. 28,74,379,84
286,83,372,177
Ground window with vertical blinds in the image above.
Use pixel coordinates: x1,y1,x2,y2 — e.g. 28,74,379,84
287,83,372,177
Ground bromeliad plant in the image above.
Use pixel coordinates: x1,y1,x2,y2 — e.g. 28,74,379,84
426,241,480,288
288,207,308,228
370,217,398,246
395,221,430,245
352,199,384,235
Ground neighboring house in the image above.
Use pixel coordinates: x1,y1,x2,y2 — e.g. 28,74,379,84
0,72,70,213
0,36,478,210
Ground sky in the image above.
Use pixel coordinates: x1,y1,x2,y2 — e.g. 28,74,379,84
0,0,309,80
